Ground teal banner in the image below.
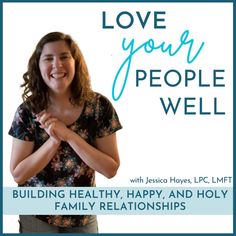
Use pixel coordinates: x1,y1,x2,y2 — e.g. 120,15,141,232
3,187,233,215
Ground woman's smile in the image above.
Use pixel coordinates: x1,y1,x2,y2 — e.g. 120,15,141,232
50,72,67,80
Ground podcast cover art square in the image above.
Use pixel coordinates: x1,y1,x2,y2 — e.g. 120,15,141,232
2,1,234,234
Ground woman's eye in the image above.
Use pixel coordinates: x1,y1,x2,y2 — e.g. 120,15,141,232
44,57,53,61
60,55,70,60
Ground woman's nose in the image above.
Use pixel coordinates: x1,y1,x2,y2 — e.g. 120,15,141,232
52,58,62,68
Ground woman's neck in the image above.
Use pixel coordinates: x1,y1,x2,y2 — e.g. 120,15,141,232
48,92,74,110
47,92,83,126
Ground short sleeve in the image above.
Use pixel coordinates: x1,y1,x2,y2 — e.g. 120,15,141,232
8,104,35,141
96,94,122,138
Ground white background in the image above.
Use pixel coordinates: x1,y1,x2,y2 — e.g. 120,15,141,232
3,2,233,233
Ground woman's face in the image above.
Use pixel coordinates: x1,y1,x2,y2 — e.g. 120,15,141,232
39,40,75,96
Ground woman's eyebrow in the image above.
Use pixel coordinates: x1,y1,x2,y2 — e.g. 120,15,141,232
41,52,71,58
60,52,71,56
41,54,53,58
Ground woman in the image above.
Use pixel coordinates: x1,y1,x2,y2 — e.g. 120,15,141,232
9,32,122,233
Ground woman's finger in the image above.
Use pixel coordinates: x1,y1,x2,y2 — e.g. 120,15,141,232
35,110,46,118
44,118,58,128
37,112,52,126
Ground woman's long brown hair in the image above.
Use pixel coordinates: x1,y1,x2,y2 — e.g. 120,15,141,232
21,32,93,114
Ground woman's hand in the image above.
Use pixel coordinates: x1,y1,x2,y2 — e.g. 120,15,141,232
36,111,69,142
36,111,120,179
36,111,60,144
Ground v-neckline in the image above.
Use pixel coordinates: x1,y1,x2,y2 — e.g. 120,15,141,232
66,101,87,127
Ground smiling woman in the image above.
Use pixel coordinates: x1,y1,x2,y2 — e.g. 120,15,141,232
8,32,122,233
39,41,75,95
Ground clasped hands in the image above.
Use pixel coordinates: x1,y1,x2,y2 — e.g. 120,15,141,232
36,110,69,143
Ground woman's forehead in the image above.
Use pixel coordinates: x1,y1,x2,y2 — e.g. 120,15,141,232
41,40,70,54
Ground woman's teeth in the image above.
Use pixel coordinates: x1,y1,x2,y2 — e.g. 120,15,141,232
51,73,66,79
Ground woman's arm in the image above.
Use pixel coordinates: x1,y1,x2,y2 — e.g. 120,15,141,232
37,114,120,179
66,131,120,179
10,137,61,185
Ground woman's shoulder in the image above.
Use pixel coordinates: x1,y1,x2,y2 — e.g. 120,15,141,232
15,102,35,119
87,92,112,105
16,102,31,112
83,92,116,119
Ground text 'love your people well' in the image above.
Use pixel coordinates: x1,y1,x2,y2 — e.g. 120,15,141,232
102,11,227,116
